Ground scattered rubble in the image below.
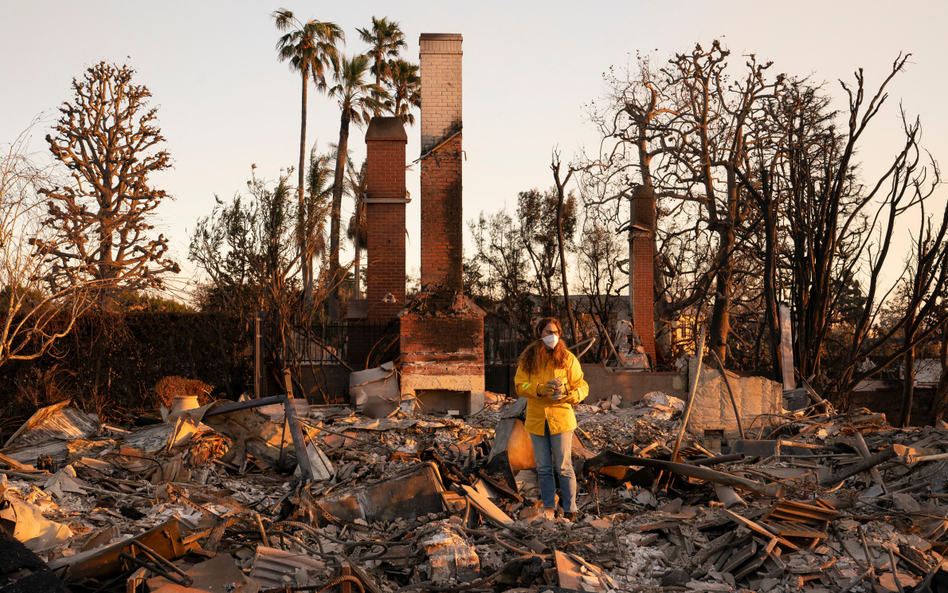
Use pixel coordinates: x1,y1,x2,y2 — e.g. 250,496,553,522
3,374,948,593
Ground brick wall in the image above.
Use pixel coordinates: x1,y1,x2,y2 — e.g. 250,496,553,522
419,34,462,153
419,33,463,291
632,185,656,361
366,136,406,200
366,202,405,321
420,136,463,289
365,118,408,321
400,315,484,377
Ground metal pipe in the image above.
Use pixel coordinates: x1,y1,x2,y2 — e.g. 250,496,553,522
203,395,285,418
713,483,747,508
201,389,315,484
709,347,744,440
255,311,264,399
119,553,192,588
586,451,783,497
687,453,746,467
127,540,190,579
671,325,706,463
284,369,315,484
821,445,902,486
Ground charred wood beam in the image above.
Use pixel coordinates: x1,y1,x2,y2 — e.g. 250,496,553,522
584,451,783,497
820,445,911,486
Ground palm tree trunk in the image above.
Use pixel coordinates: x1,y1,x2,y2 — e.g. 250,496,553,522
373,50,382,117
353,248,361,300
328,114,350,320
298,70,312,308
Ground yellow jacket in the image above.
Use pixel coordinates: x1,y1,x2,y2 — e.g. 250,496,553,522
515,349,589,435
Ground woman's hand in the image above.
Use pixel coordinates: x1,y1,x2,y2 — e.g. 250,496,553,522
539,379,567,400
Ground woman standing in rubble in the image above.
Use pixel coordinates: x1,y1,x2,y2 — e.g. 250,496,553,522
515,317,589,519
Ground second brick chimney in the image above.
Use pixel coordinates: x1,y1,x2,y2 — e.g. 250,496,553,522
364,117,409,322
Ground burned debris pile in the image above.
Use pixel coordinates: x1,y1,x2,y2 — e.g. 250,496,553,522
3,385,948,593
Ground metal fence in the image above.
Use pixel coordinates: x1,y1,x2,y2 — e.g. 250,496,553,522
307,321,396,369
484,322,524,364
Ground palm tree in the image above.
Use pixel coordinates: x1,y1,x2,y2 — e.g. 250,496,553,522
304,143,334,267
356,16,406,115
272,9,342,306
345,158,368,300
326,53,386,320
389,59,421,125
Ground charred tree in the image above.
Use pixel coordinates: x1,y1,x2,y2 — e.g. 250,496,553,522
40,62,179,306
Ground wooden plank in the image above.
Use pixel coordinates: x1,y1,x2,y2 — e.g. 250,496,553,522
637,521,683,532
722,540,758,573
762,520,828,540
0,452,40,473
763,501,836,538
763,500,839,524
713,546,736,572
695,531,736,565
459,485,514,527
724,509,800,551
734,548,769,580
555,550,606,592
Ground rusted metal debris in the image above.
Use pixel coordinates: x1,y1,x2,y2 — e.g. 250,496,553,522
4,382,948,592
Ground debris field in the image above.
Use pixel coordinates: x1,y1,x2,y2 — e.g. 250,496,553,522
3,382,948,593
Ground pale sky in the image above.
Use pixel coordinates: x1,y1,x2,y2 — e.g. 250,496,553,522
2,1,946,301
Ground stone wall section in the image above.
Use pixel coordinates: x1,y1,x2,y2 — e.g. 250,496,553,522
689,359,783,438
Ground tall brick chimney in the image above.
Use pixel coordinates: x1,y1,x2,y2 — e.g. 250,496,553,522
631,185,656,362
419,33,463,290
398,33,486,416
364,117,408,322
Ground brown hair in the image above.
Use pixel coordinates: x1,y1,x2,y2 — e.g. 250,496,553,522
517,317,570,374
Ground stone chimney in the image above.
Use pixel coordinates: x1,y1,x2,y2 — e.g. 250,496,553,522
363,117,409,322
419,33,463,290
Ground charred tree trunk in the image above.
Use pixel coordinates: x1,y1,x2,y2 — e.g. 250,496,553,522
328,115,351,321
552,157,579,344
901,340,916,427
299,69,312,308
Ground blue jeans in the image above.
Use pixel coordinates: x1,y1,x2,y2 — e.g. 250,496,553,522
529,423,577,512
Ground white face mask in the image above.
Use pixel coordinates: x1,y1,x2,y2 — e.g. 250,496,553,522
542,334,559,349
